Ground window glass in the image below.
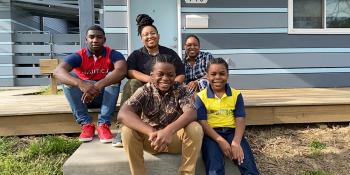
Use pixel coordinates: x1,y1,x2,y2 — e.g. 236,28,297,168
293,0,323,28
326,0,350,28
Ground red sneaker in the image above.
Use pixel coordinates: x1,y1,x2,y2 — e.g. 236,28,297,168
97,123,113,143
79,123,95,142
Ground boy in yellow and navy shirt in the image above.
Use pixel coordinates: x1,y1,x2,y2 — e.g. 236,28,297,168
195,57,259,175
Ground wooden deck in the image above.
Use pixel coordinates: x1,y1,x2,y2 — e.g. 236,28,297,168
1,87,350,136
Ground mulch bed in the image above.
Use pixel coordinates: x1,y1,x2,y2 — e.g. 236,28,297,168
245,123,350,175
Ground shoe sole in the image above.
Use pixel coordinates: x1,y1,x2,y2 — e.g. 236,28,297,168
111,143,123,147
100,139,113,143
79,137,93,142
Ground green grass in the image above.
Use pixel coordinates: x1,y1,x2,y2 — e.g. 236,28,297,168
309,140,326,155
0,135,80,175
303,170,330,175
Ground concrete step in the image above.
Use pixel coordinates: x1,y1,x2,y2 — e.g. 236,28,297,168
63,138,240,175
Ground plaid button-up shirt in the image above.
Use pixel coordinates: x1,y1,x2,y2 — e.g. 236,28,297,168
183,51,213,84
125,82,195,130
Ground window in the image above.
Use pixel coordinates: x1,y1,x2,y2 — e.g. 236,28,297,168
288,0,350,34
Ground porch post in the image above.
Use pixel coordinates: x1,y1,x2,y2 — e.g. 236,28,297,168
78,0,94,48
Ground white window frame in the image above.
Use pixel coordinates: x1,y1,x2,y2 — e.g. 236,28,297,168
288,0,350,34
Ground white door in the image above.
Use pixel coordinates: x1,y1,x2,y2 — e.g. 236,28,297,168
129,0,179,53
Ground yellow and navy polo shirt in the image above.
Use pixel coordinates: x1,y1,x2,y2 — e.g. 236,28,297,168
195,84,245,128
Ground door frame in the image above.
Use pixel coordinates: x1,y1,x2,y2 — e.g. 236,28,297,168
126,0,182,55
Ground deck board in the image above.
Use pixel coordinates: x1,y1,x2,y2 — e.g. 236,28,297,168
1,87,350,136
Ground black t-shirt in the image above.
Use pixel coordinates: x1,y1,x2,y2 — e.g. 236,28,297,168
127,45,185,76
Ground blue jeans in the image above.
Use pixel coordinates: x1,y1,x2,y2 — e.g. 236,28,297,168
202,127,260,175
63,73,120,126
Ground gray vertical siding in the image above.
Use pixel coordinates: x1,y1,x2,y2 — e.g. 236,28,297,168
103,0,128,54
10,5,40,31
0,0,14,86
180,0,350,89
11,32,81,86
3,0,129,87
2,1,45,86
105,34,128,50
15,78,49,86
14,56,48,64
104,12,127,27
13,32,49,85
43,17,68,34
3,1,126,87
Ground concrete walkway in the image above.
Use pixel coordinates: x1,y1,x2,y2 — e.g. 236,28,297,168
63,138,240,175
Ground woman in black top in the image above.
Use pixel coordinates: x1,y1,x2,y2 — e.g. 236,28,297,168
112,14,185,147
126,14,185,83
122,14,185,103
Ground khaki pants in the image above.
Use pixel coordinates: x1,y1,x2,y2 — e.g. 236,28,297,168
121,122,204,175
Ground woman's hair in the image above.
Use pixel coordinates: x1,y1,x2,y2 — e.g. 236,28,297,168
136,14,158,36
151,54,176,71
207,57,229,72
185,34,200,46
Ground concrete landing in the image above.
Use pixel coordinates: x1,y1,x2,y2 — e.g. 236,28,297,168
63,138,240,175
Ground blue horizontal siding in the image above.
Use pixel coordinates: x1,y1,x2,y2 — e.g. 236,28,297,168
202,48,350,54
181,8,287,13
229,68,350,75
182,28,287,34
104,28,128,34
0,53,13,55
182,33,350,49
227,73,350,89
181,0,288,8
182,12,287,29
214,53,350,69
0,31,12,33
0,64,14,67
104,6,127,12
0,76,15,78
0,42,13,44
114,49,127,55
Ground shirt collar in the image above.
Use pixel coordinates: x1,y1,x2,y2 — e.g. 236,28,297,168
207,83,232,98
141,45,161,56
185,51,202,62
86,47,107,57
149,81,179,96
141,46,148,54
